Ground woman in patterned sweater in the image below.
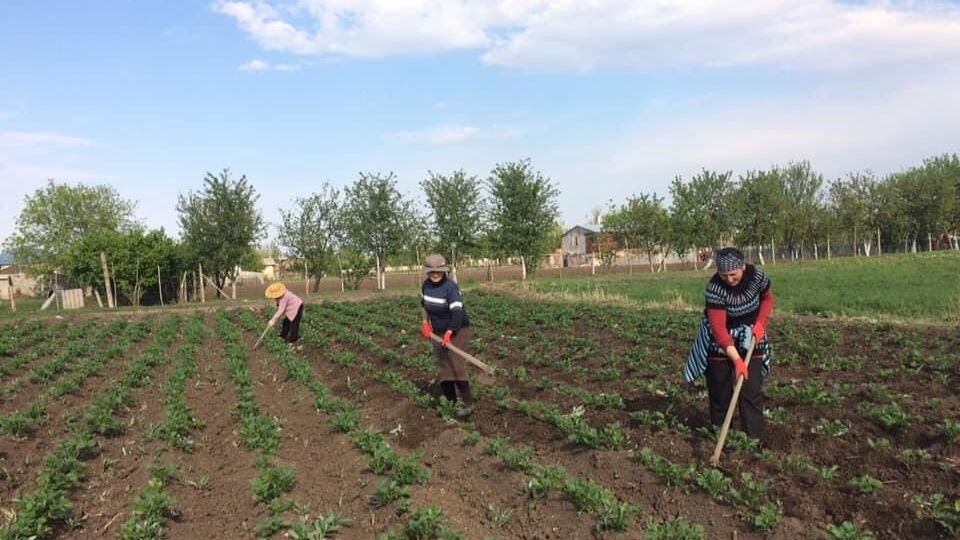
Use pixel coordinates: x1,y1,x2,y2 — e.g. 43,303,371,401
684,247,773,441
419,254,474,418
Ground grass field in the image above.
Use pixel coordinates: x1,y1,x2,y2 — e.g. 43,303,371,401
527,250,960,322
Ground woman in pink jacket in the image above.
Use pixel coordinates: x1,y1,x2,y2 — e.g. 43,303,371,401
265,282,304,344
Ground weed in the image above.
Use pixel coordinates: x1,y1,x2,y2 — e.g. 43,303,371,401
562,476,611,513
896,448,931,470
522,464,566,500
827,521,875,539
866,437,890,450
254,514,286,538
461,430,481,447
401,504,446,539
939,419,960,443
392,453,430,486
251,462,297,504
816,465,840,483
811,418,850,438
289,511,351,539
847,475,883,495
485,505,513,528
693,468,732,501
749,501,783,531
327,408,361,433
912,493,960,534
185,475,211,490
642,515,706,540
371,480,410,508
499,445,532,471
596,500,639,532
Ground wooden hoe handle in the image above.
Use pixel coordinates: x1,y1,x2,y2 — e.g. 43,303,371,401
709,340,756,467
429,332,496,376
251,324,271,350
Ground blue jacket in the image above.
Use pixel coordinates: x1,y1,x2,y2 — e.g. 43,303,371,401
421,276,469,334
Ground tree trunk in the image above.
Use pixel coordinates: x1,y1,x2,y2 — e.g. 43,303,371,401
375,255,383,290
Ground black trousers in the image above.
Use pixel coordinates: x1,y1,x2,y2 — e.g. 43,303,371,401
706,357,765,439
280,304,304,343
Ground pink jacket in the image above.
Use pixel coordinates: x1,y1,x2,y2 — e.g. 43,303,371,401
272,291,303,322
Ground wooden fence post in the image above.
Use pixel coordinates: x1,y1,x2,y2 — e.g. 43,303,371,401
7,277,15,312
100,252,115,308
157,265,164,307
198,264,206,303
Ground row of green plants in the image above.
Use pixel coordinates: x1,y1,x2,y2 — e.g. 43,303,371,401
0,320,141,437
0,316,179,539
0,320,69,383
298,304,720,536
121,312,209,540
235,309,467,539
301,293,959,537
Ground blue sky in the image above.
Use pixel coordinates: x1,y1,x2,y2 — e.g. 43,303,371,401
2,0,959,245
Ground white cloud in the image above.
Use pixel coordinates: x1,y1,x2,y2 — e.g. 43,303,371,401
239,58,301,71
386,125,481,145
239,59,271,71
214,0,540,57
605,67,960,185
0,131,94,147
384,124,524,145
214,1,960,72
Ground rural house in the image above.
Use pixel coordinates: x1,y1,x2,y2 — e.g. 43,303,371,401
561,225,621,265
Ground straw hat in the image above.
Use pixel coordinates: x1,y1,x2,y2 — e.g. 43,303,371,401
423,254,449,273
265,282,287,299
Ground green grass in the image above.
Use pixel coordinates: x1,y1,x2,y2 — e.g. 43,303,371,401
528,251,960,323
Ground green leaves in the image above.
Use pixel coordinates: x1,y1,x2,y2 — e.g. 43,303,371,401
421,169,485,263
486,159,559,274
277,185,342,288
4,180,137,276
176,168,264,294
340,172,419,290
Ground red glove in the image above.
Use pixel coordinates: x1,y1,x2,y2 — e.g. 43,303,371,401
752,323,765,342
421,321,432,339
441,330,454,347
733,358,749,380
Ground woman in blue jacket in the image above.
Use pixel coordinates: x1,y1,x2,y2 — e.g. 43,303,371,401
419,254,474,417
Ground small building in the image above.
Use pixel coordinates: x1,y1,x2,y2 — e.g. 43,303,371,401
261,257,277,280
0,253,39,298
561,225,603,256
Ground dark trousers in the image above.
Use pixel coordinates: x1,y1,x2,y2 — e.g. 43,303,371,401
706,357,765,439
439,381,473,406
280,304,304,343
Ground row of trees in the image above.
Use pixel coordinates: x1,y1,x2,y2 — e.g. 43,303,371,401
277,159,560,289
602,154,960,270
5,153,958,303
3,160,561,304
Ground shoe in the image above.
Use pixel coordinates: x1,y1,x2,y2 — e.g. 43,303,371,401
456,405,474,418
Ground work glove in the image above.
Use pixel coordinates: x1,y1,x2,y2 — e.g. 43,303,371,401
421,321,432,339
733,357,749,381
752,323,765,342
441,330,454,348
